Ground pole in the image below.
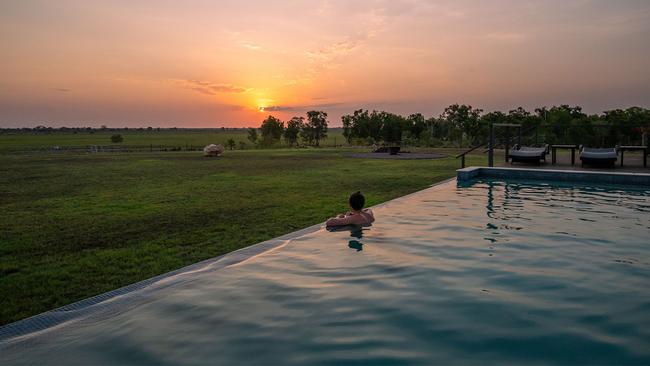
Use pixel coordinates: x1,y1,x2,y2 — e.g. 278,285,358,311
505,128,510,162
488,121,494,167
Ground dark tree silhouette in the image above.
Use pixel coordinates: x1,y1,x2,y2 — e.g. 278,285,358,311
260,115,284,146
284,116,304,146
302,111,328,146
247,127,258,145
226,138,236,150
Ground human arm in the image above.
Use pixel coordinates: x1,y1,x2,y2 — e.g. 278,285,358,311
326,214,358,227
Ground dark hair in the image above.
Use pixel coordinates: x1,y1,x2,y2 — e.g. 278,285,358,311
349,191,365,210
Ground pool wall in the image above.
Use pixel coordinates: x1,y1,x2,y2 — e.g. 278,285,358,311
458,166,650,186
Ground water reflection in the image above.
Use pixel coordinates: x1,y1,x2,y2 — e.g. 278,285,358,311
348,240,363,251
326,225,368,252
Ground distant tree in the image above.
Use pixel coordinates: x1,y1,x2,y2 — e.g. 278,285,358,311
341,114,353,143
110,134,123,143
481,111,507,126
367,110,384,142
406,113,427,138
101,125,108,130
284,117,304,146
440,104,483,146
341,109,372,143
247,128,259,145
260,115,284,146
238,141,247,150
302,111,328,146
226,138,236,150
381,113,405,145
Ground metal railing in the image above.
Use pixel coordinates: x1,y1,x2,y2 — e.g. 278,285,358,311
455,141,488,169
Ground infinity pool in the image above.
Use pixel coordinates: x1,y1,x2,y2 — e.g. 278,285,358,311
2,179,649,365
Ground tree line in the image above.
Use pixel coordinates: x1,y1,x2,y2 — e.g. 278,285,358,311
341,105,650,148
247,110,329,147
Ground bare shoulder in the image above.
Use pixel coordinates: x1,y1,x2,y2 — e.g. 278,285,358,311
362,209,375,222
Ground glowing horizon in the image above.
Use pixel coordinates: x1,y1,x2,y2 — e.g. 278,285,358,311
1,0,649,128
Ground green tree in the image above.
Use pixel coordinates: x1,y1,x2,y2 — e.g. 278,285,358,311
440,104,483,146
302,111,328,146
342,109,375,143
284,117,304,146
260,115,284,146
110,134,123,143
406,113,427,138
226,138,236,150
380,113,405,145
247,128,259,145
341,114,353,143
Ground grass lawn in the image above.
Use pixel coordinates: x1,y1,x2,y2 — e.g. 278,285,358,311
0,148,486,325
0,129,347,151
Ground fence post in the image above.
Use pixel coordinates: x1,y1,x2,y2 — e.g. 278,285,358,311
504,128,510,162
488,121,494,167
461,154,466,169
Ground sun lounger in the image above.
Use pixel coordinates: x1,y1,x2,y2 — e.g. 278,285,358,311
509,144,549,164
580,147,617,167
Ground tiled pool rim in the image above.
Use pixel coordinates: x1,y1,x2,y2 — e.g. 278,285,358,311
2,167,648,343
458,166,650,186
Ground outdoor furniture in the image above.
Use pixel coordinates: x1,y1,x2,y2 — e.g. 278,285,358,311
509,144,549,164
580,147,617,167
550,144,579,165
618,145,647,167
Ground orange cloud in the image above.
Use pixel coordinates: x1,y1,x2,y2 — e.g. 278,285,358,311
175,79,251,96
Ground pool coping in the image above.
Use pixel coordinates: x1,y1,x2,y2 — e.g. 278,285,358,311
457,166,650,186
0,177,457,344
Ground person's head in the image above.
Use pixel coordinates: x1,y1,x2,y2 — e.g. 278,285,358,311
349,191,365,211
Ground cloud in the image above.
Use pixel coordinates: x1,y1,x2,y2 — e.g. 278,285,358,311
241,42,262,51
176,79,251,95
259,105,294,112
56,88,70,92
301,7,388,78
306,39,359,62
258,102,345,113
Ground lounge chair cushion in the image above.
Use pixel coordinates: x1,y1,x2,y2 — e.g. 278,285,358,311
580,148,617,160
510,146,547,158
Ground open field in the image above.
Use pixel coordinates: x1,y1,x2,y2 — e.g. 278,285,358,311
0,129,347,151
0,147,486,325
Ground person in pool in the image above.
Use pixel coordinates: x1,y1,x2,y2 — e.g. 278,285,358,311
326,191,375,227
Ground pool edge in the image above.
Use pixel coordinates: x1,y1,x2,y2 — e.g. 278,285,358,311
457,166,650,186
0,177,457,343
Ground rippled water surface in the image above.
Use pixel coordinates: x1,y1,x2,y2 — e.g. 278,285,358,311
2,179,650,365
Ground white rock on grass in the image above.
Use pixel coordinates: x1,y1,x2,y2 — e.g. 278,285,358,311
203,144,225,157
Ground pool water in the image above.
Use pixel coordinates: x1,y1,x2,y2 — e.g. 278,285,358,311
2,179,650,365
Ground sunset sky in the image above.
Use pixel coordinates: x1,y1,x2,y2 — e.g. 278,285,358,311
1,0,649,128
